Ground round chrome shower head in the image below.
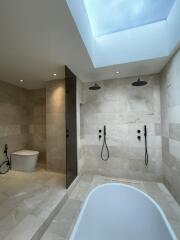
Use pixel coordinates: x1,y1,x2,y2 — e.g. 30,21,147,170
132,78,147,86
89,83,101,90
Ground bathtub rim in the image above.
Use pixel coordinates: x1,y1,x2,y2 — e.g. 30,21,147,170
69,183,177,240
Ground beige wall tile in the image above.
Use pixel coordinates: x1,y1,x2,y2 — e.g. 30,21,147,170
0,80,46,165
79,75,162,181
46,80,66,174
160,48,180,204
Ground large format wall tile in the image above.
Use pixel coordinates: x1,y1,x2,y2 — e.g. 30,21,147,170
46,80,66,174
0,80,46,166
79,75,162,181
27,89,46,163
160,48,180,204
0,81,29,163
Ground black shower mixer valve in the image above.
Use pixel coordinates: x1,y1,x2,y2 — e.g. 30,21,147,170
98,129,102,140
137,129,141,141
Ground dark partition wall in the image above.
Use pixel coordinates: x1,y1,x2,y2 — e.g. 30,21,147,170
65,66,78,188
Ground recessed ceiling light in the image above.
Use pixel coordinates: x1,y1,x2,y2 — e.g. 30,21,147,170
20,79,24,82
52,73,57,76
116,71,120,74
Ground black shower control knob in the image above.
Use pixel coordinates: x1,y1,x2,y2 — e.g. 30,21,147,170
137,136,141,141
137,130,141,134
99,130,102,133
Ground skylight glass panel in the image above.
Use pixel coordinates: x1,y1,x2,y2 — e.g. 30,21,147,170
84,0,175,37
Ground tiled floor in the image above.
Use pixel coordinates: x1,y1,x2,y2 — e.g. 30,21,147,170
0,167,66,240
0,170,180,240
41,174,180,240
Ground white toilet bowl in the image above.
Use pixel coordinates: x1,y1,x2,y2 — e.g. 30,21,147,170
11,150,39,172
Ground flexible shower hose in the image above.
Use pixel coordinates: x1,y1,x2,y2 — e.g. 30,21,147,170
101,126,110,161
145,140,148,166
144,125,149,166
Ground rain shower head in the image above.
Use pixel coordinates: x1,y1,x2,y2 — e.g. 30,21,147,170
89,83,101,90
131,78,147,87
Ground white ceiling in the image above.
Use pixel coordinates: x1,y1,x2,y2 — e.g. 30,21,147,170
0,0,171,89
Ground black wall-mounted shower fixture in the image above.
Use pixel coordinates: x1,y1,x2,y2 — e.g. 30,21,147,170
100,126,110,161
131,78,148,87
89,83,101,90
98,129,102,140
144,125,149,166
137,129,141,141
137,126,149,166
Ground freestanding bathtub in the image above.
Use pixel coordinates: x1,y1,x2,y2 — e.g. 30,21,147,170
70,183,177,240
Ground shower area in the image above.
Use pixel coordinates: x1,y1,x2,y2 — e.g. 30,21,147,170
78,49,180,206
79,75,162,181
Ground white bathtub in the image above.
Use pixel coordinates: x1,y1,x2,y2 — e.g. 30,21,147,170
70,183,177,240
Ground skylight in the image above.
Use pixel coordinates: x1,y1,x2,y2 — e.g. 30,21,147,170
84,0,175,37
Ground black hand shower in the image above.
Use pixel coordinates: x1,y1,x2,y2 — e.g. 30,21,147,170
101,126,110,161
144,125,149,166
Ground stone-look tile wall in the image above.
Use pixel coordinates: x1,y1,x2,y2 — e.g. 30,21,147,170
76,79,84,174
160,49,180,204
28,89,46,163
0,80,46,165
0,80,29,164
80,75,162,181
46,80,66,173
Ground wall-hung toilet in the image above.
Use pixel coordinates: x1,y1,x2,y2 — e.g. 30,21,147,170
11,150,39,172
